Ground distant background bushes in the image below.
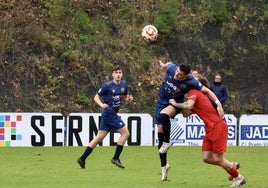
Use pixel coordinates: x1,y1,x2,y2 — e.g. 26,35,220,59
0,0,267,117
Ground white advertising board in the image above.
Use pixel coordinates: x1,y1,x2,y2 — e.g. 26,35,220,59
239,114,268,146
67,113,153,146
0,113,65,147
2,112,268,147
0,113,153,147
154,114,237,146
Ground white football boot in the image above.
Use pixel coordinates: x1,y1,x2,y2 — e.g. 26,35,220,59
230,174,246,187
161,163,170,181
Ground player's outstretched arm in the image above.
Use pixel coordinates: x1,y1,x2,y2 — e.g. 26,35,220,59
169,99,194,117
159,60,171,70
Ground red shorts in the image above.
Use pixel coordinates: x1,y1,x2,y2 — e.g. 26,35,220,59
202,121,228,153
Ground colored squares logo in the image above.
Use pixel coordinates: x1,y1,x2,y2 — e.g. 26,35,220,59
0,115,22,147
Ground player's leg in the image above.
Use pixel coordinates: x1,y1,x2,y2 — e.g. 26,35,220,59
228,162,240,180
155,110,169,180
156,115,170,180
158,105,176,153
157,124,167,165
89,130,109,148
77,112,110,169
111,117,130,168
155,107,168,169
212,121,246,186
77,130,108,168
116,125,130,145
212,153,246,187
212,153,233,169
202,151,216,165
111,125,129,168
202,120,227,166
156,124,169,181
156,105,176,181
202,134,216,165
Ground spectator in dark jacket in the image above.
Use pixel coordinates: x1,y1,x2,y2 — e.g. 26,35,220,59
210,74,228,105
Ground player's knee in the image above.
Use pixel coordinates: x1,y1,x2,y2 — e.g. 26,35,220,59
202,154,213,164
157,113,170,126
124,130,130,139
157,125,163,133
202,157,210,164
120,127,130,139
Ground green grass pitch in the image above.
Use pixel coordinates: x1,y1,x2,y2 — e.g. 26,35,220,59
1,146,268,188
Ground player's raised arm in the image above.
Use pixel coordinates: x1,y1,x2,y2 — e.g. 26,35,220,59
159,60,171,70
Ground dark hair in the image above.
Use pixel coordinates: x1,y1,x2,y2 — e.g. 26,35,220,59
197,75,210,88
112,65,122,72
179,64,191,74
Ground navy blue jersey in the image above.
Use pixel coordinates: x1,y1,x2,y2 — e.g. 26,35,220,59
157,63,203,106
97,80,128,113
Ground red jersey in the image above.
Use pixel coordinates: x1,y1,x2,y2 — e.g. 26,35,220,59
187,89,224,132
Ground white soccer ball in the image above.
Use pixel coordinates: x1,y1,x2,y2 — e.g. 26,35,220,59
141,25,158,43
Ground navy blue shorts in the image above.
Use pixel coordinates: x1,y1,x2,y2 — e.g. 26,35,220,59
99,108,125,131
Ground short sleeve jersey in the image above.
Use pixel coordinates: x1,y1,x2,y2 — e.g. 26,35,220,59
157,63,203,105
97,80,128,113
188,89,223,132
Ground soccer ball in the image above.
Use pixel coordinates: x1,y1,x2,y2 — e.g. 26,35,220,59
141,25,158,43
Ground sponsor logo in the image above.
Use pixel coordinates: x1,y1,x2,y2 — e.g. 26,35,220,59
240,125,268,140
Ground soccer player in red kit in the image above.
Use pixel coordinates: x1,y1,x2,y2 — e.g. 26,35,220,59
169,76,246,187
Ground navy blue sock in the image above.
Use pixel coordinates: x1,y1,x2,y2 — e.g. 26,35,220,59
113,144,123,159
159,113,171,143
158,132,164,149
160,153,167,167
163,125,171,143
80,146,93,161
158,132,167,167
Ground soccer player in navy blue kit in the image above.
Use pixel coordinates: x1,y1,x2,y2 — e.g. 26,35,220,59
77,65,133,169
156,60,224,181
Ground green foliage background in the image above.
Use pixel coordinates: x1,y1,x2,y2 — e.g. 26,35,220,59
0,0,267,117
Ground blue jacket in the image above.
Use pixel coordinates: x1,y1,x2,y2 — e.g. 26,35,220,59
210,82,228,104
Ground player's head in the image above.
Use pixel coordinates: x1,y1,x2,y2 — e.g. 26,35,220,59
174,64,191,81
112,65,122,72
112,65,123,82
197,75,210,88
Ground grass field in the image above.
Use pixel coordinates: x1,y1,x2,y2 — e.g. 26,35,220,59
1,146,268,188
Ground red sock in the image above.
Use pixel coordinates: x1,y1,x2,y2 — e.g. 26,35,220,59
228,167,239,178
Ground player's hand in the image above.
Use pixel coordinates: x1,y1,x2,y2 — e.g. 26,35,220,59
125,94,134,102
169,99,176,106
101,103,109,109
159,60,171,70
216,104,225,118
159,60,165,67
